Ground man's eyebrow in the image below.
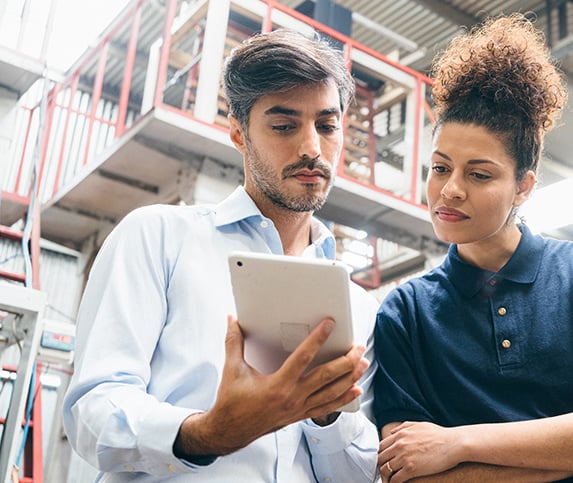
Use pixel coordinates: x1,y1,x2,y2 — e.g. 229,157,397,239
263,106,341,117
318,107,341,117
264,106,299,116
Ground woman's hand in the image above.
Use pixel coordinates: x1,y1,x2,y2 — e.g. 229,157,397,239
378,421,463,482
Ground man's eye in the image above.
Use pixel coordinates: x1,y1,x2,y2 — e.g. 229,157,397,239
319,124,339,132
272,125,293,132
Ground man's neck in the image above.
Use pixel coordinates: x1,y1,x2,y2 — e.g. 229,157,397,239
246,189,315,256
271,209,313,256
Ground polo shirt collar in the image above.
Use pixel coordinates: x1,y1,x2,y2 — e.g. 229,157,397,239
445,224,544,297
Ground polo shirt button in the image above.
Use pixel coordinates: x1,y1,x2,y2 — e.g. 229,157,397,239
260,220,269,228
501,339,511,349
489,279,497,286
324,478,332,482
497,307,507,316
124,465,135,472
310,437,319,444
167,464,177,473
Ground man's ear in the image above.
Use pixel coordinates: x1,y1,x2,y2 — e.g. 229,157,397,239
228,114,247,155
514,170,536,207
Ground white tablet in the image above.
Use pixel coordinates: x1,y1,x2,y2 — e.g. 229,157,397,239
228,251,359,412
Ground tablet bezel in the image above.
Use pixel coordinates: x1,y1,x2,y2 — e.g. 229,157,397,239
228,251,358,412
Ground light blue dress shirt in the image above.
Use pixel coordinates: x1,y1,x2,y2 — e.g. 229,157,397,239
63,186,380,482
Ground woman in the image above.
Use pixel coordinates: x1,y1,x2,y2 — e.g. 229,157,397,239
373,13,573,483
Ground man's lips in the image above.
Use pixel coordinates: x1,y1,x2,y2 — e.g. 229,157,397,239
291,170,327,183
434,207,469,222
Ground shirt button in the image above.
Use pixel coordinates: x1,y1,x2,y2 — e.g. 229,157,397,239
489,279,497,286
310,437,319,444
124,465,135,472
324,478,332,483
260,220,269,228
167,464,177,473
497,307,507,316
501,339,511,349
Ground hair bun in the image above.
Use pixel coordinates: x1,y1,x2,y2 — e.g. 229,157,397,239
431,13,567,133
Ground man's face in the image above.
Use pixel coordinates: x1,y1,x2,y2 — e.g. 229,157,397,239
229,80,343,213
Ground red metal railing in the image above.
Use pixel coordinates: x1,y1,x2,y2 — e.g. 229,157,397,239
5,0,433,208
2,0,435,289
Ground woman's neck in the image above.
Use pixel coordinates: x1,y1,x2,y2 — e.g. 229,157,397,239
457,223,522,272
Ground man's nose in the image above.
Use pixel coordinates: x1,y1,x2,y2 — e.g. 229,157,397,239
298,126,321,160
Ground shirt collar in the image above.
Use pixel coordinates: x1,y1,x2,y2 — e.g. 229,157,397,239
214,186,262,226
445,224,544,297
307,217,336,259
214,186,336,259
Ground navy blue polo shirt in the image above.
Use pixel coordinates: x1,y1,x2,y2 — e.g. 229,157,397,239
373,224,573,430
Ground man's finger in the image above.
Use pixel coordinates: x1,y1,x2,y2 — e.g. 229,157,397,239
306,384,363,417
304,344,366,388
279,318,335,378
300,348,367,410
224,314,245,364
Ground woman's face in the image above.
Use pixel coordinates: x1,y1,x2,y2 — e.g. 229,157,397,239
426,122,534,246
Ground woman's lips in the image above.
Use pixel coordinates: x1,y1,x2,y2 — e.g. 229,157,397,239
434,207,469,222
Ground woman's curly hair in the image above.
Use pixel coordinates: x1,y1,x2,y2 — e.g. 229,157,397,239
430,13,568,179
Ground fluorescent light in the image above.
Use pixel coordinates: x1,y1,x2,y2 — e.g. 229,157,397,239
519,178,573,233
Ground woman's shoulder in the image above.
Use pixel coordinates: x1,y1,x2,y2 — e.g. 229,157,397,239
380,264,448,307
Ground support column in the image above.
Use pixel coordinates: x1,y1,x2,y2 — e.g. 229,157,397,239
194,0,231,123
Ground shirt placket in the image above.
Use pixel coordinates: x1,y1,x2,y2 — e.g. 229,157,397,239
275,425,303,481
488,278,522,369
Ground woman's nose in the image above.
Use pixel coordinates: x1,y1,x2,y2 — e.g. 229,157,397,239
440,175,466,200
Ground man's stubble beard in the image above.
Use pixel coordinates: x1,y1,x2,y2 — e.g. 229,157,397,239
246,140,336,213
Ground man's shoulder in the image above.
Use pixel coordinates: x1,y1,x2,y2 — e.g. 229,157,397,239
123,203,217,225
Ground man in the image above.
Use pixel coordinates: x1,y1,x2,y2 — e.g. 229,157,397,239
63,29,379,482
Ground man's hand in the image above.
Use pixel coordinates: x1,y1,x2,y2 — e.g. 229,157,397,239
174,315,368,459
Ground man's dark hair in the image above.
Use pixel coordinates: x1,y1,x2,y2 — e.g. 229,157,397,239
222,29,355,128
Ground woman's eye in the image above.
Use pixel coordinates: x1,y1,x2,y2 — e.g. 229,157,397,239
471,172,491,180
431,165,448,173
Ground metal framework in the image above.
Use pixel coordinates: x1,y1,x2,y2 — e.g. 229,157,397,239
2,0,441,291
0,285,46,483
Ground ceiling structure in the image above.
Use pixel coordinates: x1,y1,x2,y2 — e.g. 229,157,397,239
278,0,573,76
